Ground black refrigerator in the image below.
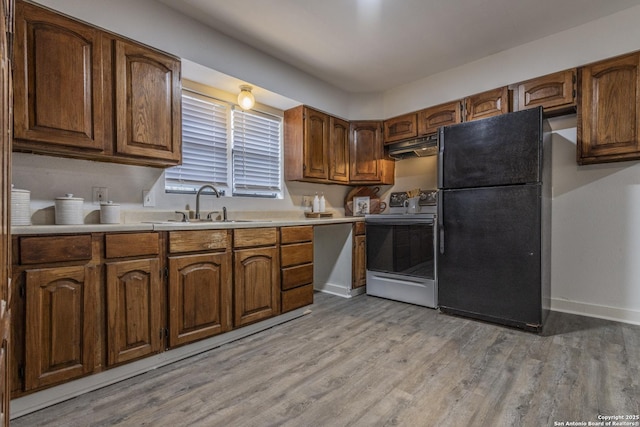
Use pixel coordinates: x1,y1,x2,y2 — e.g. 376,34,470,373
437,107,551,332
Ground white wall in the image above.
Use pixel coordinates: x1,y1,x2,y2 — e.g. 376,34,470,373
16,0,640,324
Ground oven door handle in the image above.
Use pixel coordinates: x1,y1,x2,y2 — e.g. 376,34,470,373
438,191,444,254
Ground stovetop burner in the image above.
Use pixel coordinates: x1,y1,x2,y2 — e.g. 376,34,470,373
386,189,438,215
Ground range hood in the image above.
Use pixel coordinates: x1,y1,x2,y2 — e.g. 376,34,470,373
387,135,438,160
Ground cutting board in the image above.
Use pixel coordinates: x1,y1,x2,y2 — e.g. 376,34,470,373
344,186,387,216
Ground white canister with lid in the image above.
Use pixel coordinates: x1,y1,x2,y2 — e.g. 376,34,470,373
100,201,120,224
11,186,32,226
55,194,84,225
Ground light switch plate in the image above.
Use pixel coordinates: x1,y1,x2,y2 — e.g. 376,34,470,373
92,187,108,205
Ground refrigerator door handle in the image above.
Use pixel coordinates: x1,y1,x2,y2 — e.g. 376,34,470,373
438,191,444,254
437,128,444,189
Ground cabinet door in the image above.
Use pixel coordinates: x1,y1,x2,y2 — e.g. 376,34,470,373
350,121,393,184
168,253,231,347
114,39,181,164
329,116,349,182
13,1,106,152
353,234,366,289
418,101,462,136
383,113,417,143
234,247,280,327
303,107,329,180
578,53,640,164
465,86,509,122
24,265,98,390
515,69,576,114
106,258,162,365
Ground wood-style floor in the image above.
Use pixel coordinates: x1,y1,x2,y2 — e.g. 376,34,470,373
12,292,640,427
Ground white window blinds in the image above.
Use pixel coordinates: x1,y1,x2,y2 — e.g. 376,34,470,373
165,91,229,192
232,108,282,197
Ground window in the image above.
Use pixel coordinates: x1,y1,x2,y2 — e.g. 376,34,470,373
165,89,282,198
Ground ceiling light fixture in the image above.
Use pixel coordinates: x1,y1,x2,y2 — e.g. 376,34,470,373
237,85,255,110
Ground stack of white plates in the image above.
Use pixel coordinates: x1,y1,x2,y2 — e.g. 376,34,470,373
11,187,31,226
55,194,84,225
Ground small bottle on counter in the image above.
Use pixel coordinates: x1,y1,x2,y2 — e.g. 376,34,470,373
319,193,326,212
313,193,320,212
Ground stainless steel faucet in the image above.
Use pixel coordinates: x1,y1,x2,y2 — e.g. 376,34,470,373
195,184,220,219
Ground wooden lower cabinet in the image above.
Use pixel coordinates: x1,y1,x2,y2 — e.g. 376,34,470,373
24,265,98,390
352,222,366,289
234,245,280,327
168,252,232,347
105,258,163,366
280,226,314,313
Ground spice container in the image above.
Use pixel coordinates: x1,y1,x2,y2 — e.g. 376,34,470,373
100,201,120,224
55,194,84,225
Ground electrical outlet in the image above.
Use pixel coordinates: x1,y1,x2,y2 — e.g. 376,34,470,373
143,190,155,207
301,195,313,208
92,187,108,205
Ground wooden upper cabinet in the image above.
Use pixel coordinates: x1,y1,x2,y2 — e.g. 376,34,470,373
12,0,181,167
578,52,640,165
13,0,107,152
418,101,463,136
284,105,330,182
329,116,349,182
465,86,509,122
350,121,394,184
514,69,576,114
303,107,329,180
113,38,181,164
383,113,417,143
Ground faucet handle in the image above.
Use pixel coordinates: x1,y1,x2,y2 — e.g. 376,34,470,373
175,211,189,222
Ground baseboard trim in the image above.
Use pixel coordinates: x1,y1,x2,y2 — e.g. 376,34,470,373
551,298,640,326
314,282,365,298
10,306,311,420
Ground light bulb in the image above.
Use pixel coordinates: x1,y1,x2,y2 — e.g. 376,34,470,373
238,85,255,110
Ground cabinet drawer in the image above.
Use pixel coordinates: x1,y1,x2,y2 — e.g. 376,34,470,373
280,226,313,244
281,242,313,267
281,284,313,313
20,235,92,264
105,233,159,258
282,263,313,291
354,221,365,235
234,228,277,248
169,230,230,253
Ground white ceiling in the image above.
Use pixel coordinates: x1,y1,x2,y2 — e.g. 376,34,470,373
158,0,640,94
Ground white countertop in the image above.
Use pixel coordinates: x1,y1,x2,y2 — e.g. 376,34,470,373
11,216,363,235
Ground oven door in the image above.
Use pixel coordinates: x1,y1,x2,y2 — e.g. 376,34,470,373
365,215,437,308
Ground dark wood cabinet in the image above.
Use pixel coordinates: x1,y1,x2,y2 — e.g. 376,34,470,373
577,52,640,165
352,222,366,289
233,228,280,327
383,113,417,143
329,116,350,182
11,234,99,394
167,230,232,347
0,0,12,421
113,38,181,164
465,86,510,122
280,226,313,313
12,0,181,167
513,69,576,115
104,233,163,366
350,121,394,184
284,106,329,182
418,101,463,136
285,106,394,185
24,265,98,391
13,0,107,153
